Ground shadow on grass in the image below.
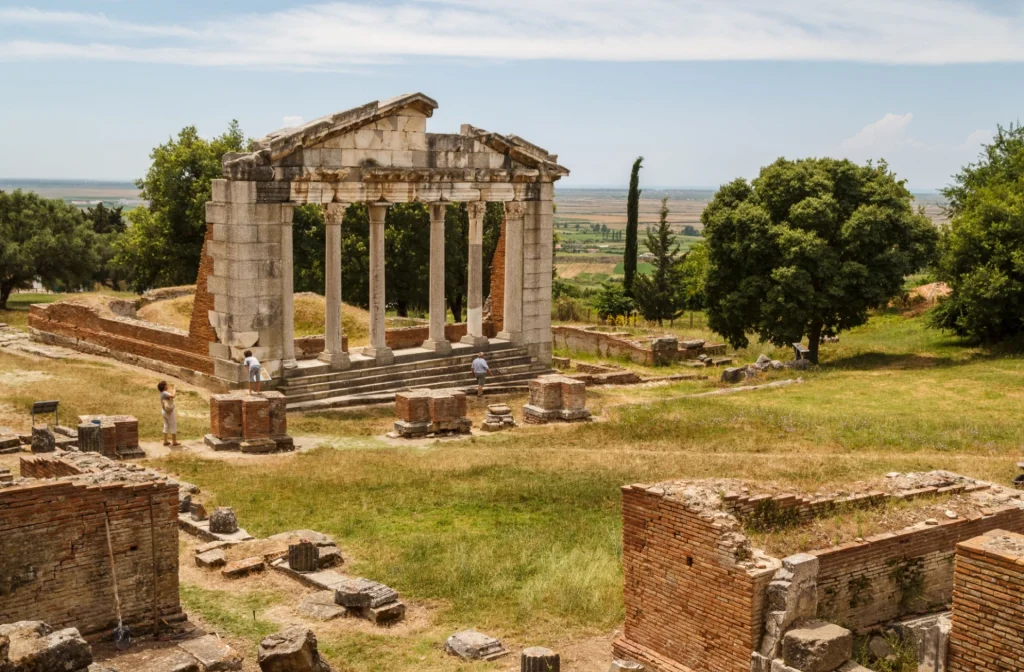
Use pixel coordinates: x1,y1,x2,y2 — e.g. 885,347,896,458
824,350,991,371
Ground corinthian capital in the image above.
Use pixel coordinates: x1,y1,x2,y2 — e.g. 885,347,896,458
504,201,526,220
467,201,487,221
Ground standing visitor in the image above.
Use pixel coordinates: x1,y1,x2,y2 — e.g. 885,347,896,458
243,350,263,394
158,381,179,447
471,352,490,397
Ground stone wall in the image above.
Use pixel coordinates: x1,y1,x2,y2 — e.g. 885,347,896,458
813,507,1024,631
189,224,219,350
0,475,183,636
552,326,723,366
615,483,777,672
947,529,1024,672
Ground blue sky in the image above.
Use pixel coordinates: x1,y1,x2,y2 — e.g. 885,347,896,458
1,1,1023,190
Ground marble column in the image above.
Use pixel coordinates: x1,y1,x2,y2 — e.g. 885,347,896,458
319,203,350,368
422,202,452,354
365,203,395,364
498,201,525,344
461,201,489,346
280,206,297,369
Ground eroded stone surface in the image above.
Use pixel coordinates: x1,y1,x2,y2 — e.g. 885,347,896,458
444,630,509,661
0,621,92,672
257,626,332,672
296,592,347,621
782,623,852,672
209,507,239,534
178,635,243,671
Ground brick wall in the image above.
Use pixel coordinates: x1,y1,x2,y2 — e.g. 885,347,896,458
0,477,184,636
615,484,775,672
19,454,85,479
947,529,1024,672
489,219,506,331
188,223,218,352
29,302,215,375
813,506,1024,631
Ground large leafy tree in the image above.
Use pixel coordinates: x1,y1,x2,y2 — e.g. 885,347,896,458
83,203,126,289
623,156,643,296
703,157,937,364
116,121,246,291
931,124,1024,342
0,190,98,308
634,197,684,325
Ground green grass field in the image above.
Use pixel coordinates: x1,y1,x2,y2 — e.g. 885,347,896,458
2,305,1020,670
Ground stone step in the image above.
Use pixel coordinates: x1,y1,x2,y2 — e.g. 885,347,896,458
280,353,537,397
287,370,551,412
281,340,523,383
283,362,546,405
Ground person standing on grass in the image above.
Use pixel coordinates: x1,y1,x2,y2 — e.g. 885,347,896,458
158,381,179,447
242,350,262,394
471,352,490,397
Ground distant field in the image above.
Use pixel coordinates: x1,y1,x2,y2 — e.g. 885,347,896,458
0,179,144,210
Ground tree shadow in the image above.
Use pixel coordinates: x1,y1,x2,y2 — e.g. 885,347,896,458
824,350,992,371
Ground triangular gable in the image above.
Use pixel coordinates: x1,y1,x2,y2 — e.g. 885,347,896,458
461,125,568,177
251,92,437,165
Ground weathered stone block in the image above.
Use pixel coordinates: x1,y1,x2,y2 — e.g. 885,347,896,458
782,622,852,672
559,378,586,411
196,549,227,569
222,556,264,579
365,601,406,625
240,438,278,454
242,396,271,439
178,634,244,671
428,392,460,423
0,622,92,672
31,427,55,453
528,377,562,409
521,646,559,672
445,630,509,661
395,390,430,423
257,626,333,672
288,541,319,572
209,507,239,534
210,393,244,439
334,578,398,609
297,591,347,621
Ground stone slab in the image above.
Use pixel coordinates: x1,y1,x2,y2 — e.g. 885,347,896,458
297,591,348,621
782,622,852,672
445,629,509,661
196,549,227,569
178,635,244,671
178,513,255,543
222,556,265,579
334,577,398,609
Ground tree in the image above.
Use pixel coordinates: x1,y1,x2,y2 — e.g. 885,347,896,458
634,197,685,325
292,204,326,294
83,203,126,289
682,224,699,237
679,240,709,311
931,124,1024,342
624,156,643,296
116,121,246,291
593,280,635,322
702,157,937,364
445,203,469,322
0,190,98,308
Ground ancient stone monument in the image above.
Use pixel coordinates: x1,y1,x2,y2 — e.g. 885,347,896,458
206,391,294,452
393,389,471,437
202,92,566,389
522,374,591,424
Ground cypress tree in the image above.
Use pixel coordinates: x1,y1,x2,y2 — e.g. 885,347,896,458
624,156,643,296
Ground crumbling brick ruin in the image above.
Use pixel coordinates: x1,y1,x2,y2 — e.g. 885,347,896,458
615,472,1024,672
393,389,471,437
522,374,592,423
947,529,1024,672
205,391,294,453
0,452,185,637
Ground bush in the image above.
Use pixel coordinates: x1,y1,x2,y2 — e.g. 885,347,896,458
592,281,634,322
555,297,585,322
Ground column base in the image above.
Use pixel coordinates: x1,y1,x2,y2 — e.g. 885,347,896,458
362,345,395,365
496,331,522,345
282,358,299,370
460,334,489,347
318,351,351,369
421,339,453,355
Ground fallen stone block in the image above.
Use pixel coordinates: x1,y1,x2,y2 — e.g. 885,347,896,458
365,601,406,625
608,660,645,672
178,634,243,671
288,540,319,572
209,507,239,534
334,578,398,609
258,625,332,672
892,612,950,672
196,549,227,569
782,622,852,672
721,367,745,384
144,648,202,672
196,540,235,555
272,435,295,452
0,435,21,454
317,546,342,569
222,556,265,579
445,629,509,661
392,420,431,438
297,591,348,622
0,621,93,672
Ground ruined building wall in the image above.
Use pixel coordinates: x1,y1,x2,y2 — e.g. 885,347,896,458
813,507,1024,631
0,478,184,636
188,223,219,350
615,485,776,672
947,529,1024,672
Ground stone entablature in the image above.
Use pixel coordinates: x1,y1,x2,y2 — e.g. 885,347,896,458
203,93,565,387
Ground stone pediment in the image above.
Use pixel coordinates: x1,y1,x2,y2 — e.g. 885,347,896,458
222,93,568,184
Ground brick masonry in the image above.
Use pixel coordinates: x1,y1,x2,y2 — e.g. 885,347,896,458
210,393,245,439
241,396,271,439
0,473,183,636
489,219,506,331
947,529,1024,672
615,484,775,672
189,223,219,351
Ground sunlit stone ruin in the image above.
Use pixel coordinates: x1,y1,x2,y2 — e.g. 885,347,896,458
30,93,566,409
613,470,1024,672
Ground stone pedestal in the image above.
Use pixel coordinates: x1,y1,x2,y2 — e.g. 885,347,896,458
393,390,471,438
523,375,591,424
522,647,559,672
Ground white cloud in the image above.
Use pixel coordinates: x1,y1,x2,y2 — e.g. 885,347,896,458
1,1,1023,70
841,113,914,151
282,116,304,128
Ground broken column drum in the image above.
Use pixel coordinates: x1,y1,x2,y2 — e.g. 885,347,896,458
203,93,567,387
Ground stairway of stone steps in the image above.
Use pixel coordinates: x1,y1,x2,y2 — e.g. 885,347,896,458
280,344,552,412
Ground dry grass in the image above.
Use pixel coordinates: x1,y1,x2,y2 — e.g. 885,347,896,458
137,294,194,331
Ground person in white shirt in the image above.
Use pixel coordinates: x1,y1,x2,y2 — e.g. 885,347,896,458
242,350,262,394
158,381,179,446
